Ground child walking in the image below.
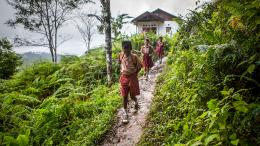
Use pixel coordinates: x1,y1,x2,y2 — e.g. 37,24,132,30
119,41,142,123
156,36,164,64
141,38,154,80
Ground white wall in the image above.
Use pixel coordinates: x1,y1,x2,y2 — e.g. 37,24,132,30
159,21,179,36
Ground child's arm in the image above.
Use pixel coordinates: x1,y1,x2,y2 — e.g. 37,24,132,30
132,49,141,54
135,55,142,73
150,45,154,56
140,46,144,55
118,53,122,72
118,53,121,64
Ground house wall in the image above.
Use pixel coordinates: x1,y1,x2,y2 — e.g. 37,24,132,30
136,21,163,35
135,21,178,36
160,21,179,35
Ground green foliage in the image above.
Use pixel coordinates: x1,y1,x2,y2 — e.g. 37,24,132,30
30,84,120,145
139,0,260,145
60,55,80,64
0,47,121,145
0,38,22,79
111,13,133,40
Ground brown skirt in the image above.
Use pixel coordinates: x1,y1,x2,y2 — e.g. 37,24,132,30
142,53,154,70
156,46,164,56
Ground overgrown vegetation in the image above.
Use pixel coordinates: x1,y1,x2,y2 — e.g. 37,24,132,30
0,48,123,145
139,0,259,145
2,0,258,145
0,29,165,145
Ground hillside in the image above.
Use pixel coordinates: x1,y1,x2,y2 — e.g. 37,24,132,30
0,30,165,145
20,52,63,66
0,48,122,145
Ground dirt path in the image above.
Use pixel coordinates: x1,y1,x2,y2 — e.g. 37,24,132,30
101,58,166,146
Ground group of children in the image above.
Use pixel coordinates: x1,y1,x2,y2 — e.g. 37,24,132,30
118,37,164,123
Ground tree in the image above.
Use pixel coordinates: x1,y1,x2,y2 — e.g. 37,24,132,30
7,0,93,63
75,12,97,53
0,38,22,79
111,14,132,40
100,0,113,85
89,1,131,85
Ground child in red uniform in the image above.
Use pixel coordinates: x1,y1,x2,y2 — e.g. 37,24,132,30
119,41,142,123
156,36,164,64
141,38,154,80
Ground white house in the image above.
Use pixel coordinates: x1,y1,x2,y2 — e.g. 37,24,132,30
132,9,179,36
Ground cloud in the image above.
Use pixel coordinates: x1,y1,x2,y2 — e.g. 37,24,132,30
0,0,211,55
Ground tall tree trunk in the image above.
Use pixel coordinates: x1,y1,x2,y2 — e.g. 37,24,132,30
54,0,58,63
49,46,55,62
101,0,113,85
87,29,91,52
87,37,90,51
54,48,57,63
45,1,56,63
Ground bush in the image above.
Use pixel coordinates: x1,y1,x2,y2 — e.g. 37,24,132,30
0,38,22,79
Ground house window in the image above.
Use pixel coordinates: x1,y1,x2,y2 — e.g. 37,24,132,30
166,27,171,33
142,27,157,34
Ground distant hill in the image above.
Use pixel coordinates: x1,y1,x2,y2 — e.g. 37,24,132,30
20,52,63,66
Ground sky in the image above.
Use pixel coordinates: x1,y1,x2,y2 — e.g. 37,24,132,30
0,0,210,56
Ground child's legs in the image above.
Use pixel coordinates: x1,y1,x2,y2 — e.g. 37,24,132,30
129,75,140,102
121,84,130,110
123,95,128,110
130,95,137,103
159,54,162,63
144,67,149,76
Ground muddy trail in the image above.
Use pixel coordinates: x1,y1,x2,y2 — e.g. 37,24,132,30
101,58,166,146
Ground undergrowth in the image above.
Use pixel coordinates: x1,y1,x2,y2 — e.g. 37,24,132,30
139,0,259,145
0,48,121,145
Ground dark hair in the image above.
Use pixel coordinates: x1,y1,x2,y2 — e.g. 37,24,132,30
145,38,150,42
159,36,163,40
122,41,132,50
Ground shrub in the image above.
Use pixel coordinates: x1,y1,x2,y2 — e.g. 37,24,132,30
0,38,22,79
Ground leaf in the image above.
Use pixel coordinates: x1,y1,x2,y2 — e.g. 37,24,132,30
231,139,239,145
218,122,226,130
229,133,237,140
25,129,30,137
207,99,218,110
3,136,17,145
17,134,29,146
220,90,229,96
204,134,219,145
232,93,243,101
232,101,248,113
191,141,203,146
183,124,189,134
247,64,255,74
198,111,208,119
